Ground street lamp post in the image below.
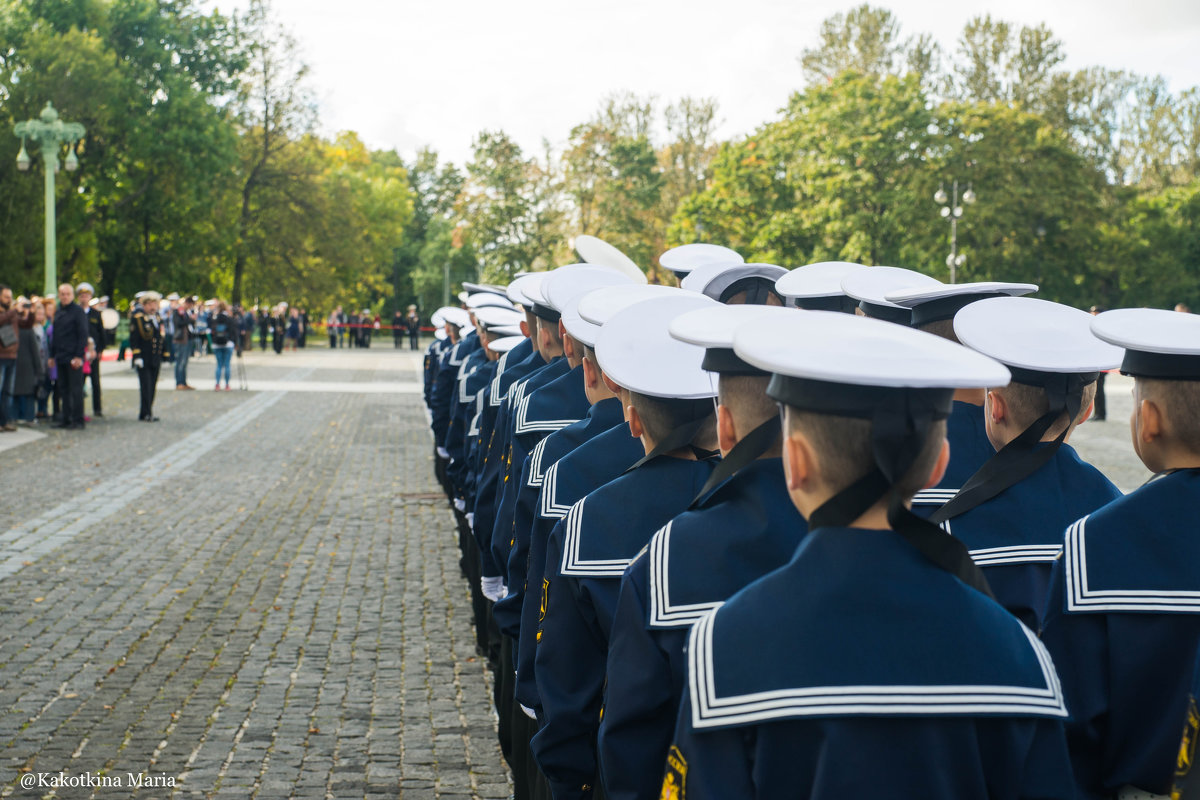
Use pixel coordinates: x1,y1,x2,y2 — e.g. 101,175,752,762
934,180,976,284
14,102,85,296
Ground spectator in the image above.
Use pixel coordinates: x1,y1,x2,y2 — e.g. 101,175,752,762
49,283,88,430
327,306,342,348
0,284,19,432
210,300,236,391
298,308,309,348
173,296,196,390
285,307,301,351
393,309,405,348
407,305,421,351
12,297,44,425
1176,302,1191,314
272,305,286,354
77,283,107,418
258,306,271,351
32,302,50,420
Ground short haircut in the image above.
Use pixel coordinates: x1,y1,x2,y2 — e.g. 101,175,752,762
786,407,947,501
916,319,960,343
0,284,9,294
583,344,603,374
1139,378,1200,454
717,375,777,432
537,315,562,346
995,380,1097,439
629,392,717,451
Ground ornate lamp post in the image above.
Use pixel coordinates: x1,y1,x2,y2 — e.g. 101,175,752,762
934,180,976,284
14,102,85,296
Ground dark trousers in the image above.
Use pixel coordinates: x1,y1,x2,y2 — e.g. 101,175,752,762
60,363,85,425
137,363,159,419
1094,372,1107,420
409,331,419,350
329,332,337,348
89,356,103,414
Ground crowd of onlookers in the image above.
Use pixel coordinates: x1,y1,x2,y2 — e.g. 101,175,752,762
324,305,423,350
0,283,112,431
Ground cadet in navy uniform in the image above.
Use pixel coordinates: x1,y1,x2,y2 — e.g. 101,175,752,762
1041,308,1200,799
511,286,686,736
533,293,720,800
423,307,455,408
913,296,1121,628
599,303,805,800
429,308,473,488
679,262,786,306
664,310,1074,799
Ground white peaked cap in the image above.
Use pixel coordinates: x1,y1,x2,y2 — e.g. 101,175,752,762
507,273,546,308
841,266,941,310
572,235,648,283
775,262,866,299
680,262,788,302
465,293,516,310
669,304,797,350
734,311,1010,390
659,243,744,276
487,335,524,354
576,285,692,327
543,266,636,312
954,297,1123,374
594,294,719,398
1092,308,1200,379
474,306,524,329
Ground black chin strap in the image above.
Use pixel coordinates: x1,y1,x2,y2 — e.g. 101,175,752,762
931,372,1096,525
689,417,781,508
623,415,713,474
807,392,995,600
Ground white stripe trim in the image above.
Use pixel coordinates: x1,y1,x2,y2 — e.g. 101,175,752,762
513,394,578,436
447,342,466,366
457,363,478,403
560,497,633,577
1065,515,1200,612
912,488,958,506
526,437,551,488
489,351,511,406
468,394,484,437
648,522,723,628
539,462,572,519
688,613,1067,728
969,544,1062,566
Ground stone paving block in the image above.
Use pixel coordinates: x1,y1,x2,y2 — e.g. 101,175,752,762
0,351,511,799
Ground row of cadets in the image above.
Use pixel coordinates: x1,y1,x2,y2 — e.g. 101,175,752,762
494,266,641,798
421,307,452,408
924,295,1123,628
429,305,475,485
531,291,722,799
663,309,1075,798
598,301,807,800
444,297,524,506
483,258,644,797
510,282,681,753
1041,309,1200,799
472,273,552,605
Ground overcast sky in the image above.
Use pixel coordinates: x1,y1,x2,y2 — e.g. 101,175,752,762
208,0,1200,166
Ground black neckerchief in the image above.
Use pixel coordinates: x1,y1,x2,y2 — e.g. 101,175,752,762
931,370,1098,525
689,417,781,509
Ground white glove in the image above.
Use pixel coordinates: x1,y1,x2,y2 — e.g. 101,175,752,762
520,704,537,720
453,498,466,513
481,576,507,602
133,358,144,369
465,512,475,530
436,446,450,460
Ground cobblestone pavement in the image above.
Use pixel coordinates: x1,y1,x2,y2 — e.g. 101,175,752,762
1,346,511,799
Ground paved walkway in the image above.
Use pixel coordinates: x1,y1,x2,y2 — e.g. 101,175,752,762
1,346,510,799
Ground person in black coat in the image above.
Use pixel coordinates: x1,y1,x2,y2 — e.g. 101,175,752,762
50,284,89,429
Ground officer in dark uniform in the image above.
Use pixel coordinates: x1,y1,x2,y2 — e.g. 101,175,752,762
599,303,804,800
129,291,164,421
662,309,1074,799
1042,308,1200,799
532,293,720,800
